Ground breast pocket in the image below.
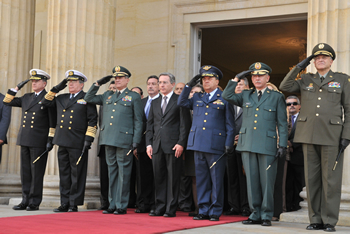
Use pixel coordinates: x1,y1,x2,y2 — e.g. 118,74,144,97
193,102,204,116
263,106,276,120
243,104,253,117
327,87,341,103
118,101,132,113
302,87,315,100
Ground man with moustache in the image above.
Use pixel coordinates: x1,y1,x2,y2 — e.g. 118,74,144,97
222,62,288,226
4,69,56,211
133,75,159,213
42,70,98,212
146,72,191,217
280,43,350,232
178,65,235,221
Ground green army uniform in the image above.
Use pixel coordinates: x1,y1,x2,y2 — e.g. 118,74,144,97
280,48,350,226
84,66,143,212
222,62,288,222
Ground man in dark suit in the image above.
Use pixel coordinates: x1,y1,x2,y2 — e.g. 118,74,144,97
285,95,304,212
84,66,143,215
279,43,350,232
3,69,56,211
222,62,288,227
146,72,191,217
178,66,235,221
133,75,159,213
0,92,11,164
42,70,98,213
224,77,250,217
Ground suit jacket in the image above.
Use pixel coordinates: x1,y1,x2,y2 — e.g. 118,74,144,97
84,85,143,149
177,86,235,155
288,118,303,165
0,93,11,145
146,93,191,155
137,97,148,153
222,80,288,156
280,67,350,146
4,89,56,148
42,90,97,149
234,105,243,136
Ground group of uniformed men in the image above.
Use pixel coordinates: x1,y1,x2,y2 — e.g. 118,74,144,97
3,43,349,232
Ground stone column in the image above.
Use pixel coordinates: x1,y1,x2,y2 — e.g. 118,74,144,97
281,0,350,226
34,0,117,208
0,0,35,201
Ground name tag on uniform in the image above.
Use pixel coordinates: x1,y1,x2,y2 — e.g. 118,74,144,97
196,100,203,103
77,99,87,105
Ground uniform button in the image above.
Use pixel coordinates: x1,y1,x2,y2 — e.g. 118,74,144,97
113,110,115,112
126,132,128,134
318,97,321,100
111,116,114,118
33,112,35,115
23,125,25,127
60,126,63,128
69,121,72,124
273,136,276,138
62,115,64,117
25,112,27,114
334,90,336,92
23,120,25,123
61,120,63,123
316,113,319,116
63,109,66,112
255,114,258,117
106,102,108,104
269,109,271,111
197,104,199,106
319,89,322,92
204,120,206,122
110,123,113,125
256,108,259,111
31,126,33,128
70,116,73,118
68,127,71,130
203,127,205,130
31,121,34,123
32,117,34,119
24,116,26,118
254,127,257,130
254,120,257,123
124,104,126,106
71,110,74,113
206,105,209,108
246,105,248,107
337,122,340,124
317,105,320,108
114,103,116,105
217,107,219,109
205,113,208,115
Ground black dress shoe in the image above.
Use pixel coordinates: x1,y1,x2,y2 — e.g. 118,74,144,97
189,212,198,217
26,204,39,211
180,207,192,212
53,204,69,212
241,208,251,217
209,215,220,221
163,213,176,217
224,208,239,215
68,206,78,212
149,211,164,216
114,209,127,215
135,208,150,213
102,208,115,214
193,214,210,220
242,218,261,225
306,223,324,230
261,219,272,226
323,224,336,232
98,205,109,210
12,203,28,210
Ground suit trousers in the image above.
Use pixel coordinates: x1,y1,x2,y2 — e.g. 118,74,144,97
20,146,48,206
105,146,133,210
136,151,154,211
98,146,109,207
152,147,181,215
285,161,304,211
303,144,343,226
195,151,226,217
178,159,193,210
241,152,277,221
226,150,249,213
57,147,88,206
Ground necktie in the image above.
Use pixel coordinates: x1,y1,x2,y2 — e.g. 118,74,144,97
162,96,168,114
292,115,296,127
320,76,324,83
258,90,262,101
70,94,73,100
205,93,210,103
117,91,121,98
145,98,152,119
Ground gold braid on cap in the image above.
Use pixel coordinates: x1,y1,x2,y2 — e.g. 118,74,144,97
314,50,333,58
3,93,15,103
48,128,56,137
45,91,56,101
86,126,97,138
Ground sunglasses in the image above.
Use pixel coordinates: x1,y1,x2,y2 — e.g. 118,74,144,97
286,102,298,106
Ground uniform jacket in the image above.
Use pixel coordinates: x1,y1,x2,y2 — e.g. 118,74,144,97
4,89,56,148
280,67,350,145
177,86,235,155
0,93,12,144
84,85,143,149
42,90,97,149
222,80,288,156
146,93,191,155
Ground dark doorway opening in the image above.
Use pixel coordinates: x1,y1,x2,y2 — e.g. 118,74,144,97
201,19,307,89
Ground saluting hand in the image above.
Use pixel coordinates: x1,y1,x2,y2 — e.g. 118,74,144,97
187,74,202,87
236,70,253,80
96,75,113,86
173,144,184,158
296,55,315,70
16,79,30,91
51,79,68,93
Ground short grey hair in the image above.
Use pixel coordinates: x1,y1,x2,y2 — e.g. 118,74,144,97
159,72,176,84
241,77,249,87
286,95,300,105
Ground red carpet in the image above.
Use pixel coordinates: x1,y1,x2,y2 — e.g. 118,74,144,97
0,209,246,234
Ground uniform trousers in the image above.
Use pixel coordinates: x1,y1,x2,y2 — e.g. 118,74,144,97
303,144,343,226
20,146,48,206
57,147,88,206
241,152,277,221
195,151,226,216
152,147,181,215
105,146,133,210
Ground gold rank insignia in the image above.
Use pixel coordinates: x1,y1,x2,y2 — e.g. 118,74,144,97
202,66,211,71
348,78,350,82
31,70,37,76
255,62,261,69
114,66,120,72
213,100,224,105
69,71,74,76
108,96,112,99
319,43,325,49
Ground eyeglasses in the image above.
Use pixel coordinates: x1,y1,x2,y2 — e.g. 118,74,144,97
286,102,298,106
